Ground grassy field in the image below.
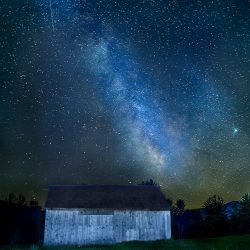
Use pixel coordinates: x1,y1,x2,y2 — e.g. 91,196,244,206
2,235,250,250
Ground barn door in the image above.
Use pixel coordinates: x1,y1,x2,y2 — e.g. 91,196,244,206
78,214,114,245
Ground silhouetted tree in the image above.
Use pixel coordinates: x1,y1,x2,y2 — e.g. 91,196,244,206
203,195,227,237
204,195,224,213
6,193,16,204
171,198,186,238
176,198,186,214
16,194,26,206
238,193,250,233
171,198,186,215
239,193,250,217
5,193,26,206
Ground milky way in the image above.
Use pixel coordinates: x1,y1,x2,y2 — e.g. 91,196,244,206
0,0,249,207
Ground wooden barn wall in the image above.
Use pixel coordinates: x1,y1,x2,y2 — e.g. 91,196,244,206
44,209,171,246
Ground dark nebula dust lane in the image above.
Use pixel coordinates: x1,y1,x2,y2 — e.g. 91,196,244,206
0,0,249,208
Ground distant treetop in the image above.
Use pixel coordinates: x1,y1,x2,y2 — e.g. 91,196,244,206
138,179,159,187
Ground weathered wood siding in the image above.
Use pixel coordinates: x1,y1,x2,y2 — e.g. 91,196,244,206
44,209,171,246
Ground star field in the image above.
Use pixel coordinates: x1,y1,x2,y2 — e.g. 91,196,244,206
0,0,249,208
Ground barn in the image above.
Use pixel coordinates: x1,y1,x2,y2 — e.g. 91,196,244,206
44,185,171,246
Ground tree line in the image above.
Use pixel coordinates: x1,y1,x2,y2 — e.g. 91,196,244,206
139,179,250,238
5,193,39,207
0,193,44,244
169,194,249,238
1,182,249,243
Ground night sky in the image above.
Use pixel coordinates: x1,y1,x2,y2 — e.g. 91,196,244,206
0,0,249,208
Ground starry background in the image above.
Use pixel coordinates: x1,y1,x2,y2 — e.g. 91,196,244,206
0,0,249,208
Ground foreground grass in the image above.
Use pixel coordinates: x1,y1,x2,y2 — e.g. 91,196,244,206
2,235,250,250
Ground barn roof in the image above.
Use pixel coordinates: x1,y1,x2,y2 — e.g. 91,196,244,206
46,185,170,210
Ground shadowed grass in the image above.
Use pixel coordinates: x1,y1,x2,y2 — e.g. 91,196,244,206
4,235,250,250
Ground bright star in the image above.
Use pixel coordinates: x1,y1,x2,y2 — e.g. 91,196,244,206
233,128,239,135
